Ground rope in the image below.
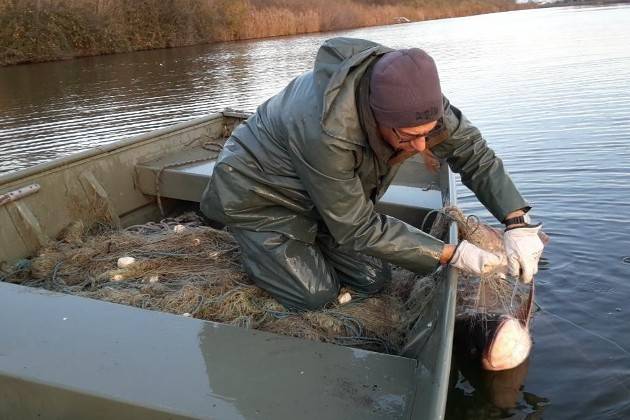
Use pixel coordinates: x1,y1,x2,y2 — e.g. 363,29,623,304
420,207,483,239
420,209,442,233
420,207,460,233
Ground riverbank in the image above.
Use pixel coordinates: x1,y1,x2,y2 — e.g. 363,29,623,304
0,0,529,66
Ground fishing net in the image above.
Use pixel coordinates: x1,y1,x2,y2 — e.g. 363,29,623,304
2,212,441,353
1,207,532,355
428,207,534,324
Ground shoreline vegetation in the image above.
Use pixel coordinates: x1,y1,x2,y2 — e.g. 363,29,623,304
1,0,530,66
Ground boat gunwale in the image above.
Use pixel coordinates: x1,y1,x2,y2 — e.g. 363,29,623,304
428,175,459,420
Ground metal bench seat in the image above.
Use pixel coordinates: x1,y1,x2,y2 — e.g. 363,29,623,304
135,145,443,227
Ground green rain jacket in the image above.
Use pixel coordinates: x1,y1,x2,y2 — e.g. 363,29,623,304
201,37,528,274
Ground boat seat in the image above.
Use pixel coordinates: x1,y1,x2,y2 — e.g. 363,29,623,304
135,145,443,226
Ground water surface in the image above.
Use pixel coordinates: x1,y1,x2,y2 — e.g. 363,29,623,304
1,5,630,419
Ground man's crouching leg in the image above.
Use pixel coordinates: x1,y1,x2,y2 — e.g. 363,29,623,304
317,232,391,295
230,228,339,311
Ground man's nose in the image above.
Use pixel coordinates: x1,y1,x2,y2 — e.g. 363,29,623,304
411,137,426,152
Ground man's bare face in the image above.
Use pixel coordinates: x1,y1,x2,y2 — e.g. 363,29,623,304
378,120,438,153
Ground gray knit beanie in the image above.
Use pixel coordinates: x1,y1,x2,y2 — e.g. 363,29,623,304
369,49,443,128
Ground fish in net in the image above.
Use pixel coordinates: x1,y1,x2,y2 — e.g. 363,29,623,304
428,207,547,371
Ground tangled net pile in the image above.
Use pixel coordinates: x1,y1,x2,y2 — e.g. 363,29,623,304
2,207,528,352
2,213,439,353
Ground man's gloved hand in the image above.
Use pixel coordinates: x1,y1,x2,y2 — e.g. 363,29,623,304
504,225,544,283
450,240,505,276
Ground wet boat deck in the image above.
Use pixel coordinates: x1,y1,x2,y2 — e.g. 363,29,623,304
0,282,417,419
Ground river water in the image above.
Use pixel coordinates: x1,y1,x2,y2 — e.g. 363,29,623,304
1,5,630,419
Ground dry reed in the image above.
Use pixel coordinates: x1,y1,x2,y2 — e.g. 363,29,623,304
1,0,530,65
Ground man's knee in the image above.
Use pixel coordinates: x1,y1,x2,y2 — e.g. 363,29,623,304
339,257,390,295
230,227,339,312
317,234,390,294
351,263,388,294
359,271,388,295
299,286,339,311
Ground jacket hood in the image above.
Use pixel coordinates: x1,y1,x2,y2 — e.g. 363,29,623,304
314,38,393,146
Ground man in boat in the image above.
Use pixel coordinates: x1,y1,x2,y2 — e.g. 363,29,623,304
201,37,544,311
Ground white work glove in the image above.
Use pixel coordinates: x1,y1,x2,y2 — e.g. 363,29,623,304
450,240,505,276
504,225,544,283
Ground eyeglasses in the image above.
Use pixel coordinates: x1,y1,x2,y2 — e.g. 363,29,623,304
392,128,431,144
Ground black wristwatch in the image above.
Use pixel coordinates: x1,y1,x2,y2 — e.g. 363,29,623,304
503,215,526,228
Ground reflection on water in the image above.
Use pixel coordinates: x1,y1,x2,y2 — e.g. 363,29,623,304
1,4,630,419
0,39,321,174
448,357,550,419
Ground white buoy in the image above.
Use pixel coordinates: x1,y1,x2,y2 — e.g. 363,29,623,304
182,313,192,317
338,292,352,305
117,256,136,268
149,275,159,284
173,224,186,233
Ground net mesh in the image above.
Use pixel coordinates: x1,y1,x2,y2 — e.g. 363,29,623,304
1,207,531,353
2,212,440,353
429,207,533,323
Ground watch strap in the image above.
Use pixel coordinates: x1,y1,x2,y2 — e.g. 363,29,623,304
504,215,526,227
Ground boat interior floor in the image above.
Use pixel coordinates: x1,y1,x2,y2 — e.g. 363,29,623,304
0,281,416,420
